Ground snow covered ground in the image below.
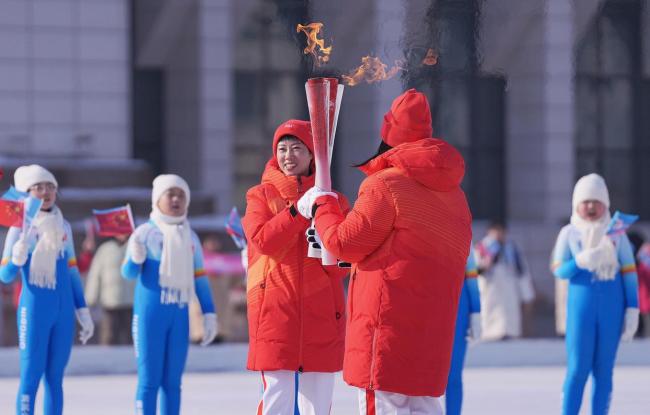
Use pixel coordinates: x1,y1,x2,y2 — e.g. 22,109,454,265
0,367,648,414
0,340,648,414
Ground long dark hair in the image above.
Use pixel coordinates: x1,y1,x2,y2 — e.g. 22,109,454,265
353,140,393,167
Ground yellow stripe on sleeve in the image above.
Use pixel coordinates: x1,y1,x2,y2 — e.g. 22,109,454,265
620,264,636,275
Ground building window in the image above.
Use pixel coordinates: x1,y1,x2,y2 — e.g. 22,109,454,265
575,0,650,214
406,0,506,220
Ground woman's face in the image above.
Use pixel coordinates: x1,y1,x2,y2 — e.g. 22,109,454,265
29,182,57,210
157,187,187,217
577,200,606,222
276,137,312,177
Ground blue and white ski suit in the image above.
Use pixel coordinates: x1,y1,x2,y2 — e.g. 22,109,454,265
0,220,86,415
446,248,481,415
122,221,215,415
552,225,638,415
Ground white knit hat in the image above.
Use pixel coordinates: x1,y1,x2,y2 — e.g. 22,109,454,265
152,174,191,209
572,173,610,211
14,164,58,193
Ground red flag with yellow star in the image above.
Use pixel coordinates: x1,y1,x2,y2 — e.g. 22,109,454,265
0,199,24,228
92,204,135,236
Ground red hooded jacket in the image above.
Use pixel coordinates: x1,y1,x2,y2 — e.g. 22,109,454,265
314,138,472,396
242,120,350,372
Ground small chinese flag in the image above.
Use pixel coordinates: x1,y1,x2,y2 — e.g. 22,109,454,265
0,199,24,228
225,207,246,249
93,204,135,237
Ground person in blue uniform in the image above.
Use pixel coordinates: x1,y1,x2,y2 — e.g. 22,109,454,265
551,173,639,415
122,174,217,415
0,164,94,415
445,247,481,415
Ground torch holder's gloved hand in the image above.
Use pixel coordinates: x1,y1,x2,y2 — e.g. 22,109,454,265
297,187,337,219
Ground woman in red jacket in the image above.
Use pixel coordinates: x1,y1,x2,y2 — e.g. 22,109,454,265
298,89,473,414
242,120,349,415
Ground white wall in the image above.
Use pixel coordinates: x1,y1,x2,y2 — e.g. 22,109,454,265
0,0,130,159
198,0,233,213
479,0,577,300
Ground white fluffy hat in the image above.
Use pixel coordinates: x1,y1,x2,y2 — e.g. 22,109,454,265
14,164,58,193
572,173,610,211
152,174,191,209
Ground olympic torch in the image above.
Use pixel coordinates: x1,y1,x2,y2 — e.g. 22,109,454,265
305,77,344,266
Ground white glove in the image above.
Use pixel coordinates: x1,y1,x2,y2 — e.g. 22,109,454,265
575,247,599,271
297,187,337,219
201,313,218,346
130,239,147,264
467,312,482,342
593,237,618,281
11,238,29,267
75,307,95,345
241,246,248,273
621,307,639,341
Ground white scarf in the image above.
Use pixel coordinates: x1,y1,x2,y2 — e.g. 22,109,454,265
570,211,618,280
150,209,195,304
29,207,65,289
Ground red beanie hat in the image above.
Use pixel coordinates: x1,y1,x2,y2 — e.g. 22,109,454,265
380,88,433,147
272,120,314,155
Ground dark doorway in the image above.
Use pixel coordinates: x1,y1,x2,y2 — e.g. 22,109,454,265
132,69,165,174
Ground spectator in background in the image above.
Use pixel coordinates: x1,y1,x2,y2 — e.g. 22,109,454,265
555,276,569,336
628,231,650,338
76,219,97,277
202,234,243,341
189,234,245,343
476,222,535,340
1,277,21,346
84,234,135,345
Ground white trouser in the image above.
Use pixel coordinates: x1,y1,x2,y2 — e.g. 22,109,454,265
357,388,443,415
257,370,335,415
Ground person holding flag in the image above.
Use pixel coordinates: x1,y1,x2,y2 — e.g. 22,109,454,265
121,174,217,415
298,89,472,414
242,119,349,415
0,164,94,415
551,173,639,415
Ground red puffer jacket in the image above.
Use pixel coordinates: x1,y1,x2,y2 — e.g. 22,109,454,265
243,159,350,373
314,138,472,396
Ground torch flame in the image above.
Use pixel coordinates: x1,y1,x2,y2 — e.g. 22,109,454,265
296,23,332,66
296,22,439,87
422,49,438,66
341,56,405,86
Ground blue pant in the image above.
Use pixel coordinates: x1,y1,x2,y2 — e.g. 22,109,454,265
15,259,77,415
446,285,469,415
133,303,190,415
563,275,625,415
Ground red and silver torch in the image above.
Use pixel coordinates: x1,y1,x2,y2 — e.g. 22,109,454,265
305,77,344,265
